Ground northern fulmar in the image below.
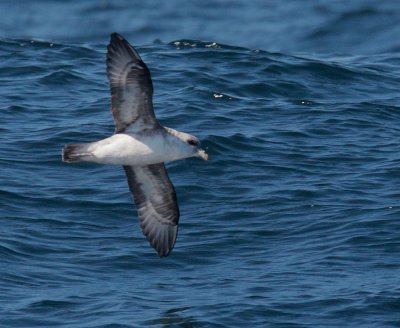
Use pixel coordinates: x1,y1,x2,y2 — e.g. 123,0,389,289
62,33,208,257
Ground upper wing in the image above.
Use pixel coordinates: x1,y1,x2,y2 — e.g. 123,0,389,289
107,33,159,133
123,163,179,257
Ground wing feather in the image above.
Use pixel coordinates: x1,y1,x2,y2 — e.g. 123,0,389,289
123,163,179,257
106,33,158,133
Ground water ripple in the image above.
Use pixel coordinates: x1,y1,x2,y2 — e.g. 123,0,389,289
2,16,400,327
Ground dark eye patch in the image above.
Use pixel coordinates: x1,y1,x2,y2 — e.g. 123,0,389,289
187,139,198,146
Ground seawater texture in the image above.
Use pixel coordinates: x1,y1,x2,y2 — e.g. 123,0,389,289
2,3,400,328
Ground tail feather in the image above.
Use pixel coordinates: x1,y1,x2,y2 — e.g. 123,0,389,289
62,143,91,163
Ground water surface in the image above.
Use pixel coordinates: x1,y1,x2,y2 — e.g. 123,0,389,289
1,1,400,327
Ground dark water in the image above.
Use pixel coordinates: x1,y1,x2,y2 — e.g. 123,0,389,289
1,1,400,327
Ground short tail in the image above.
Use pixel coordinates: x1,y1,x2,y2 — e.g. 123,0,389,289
62,143,92,163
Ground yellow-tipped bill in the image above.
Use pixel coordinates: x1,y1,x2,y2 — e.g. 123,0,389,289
197,149,209,160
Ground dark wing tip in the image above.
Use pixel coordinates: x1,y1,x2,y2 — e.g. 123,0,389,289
108,32,142,61
110,32,123,40
141,220,178,257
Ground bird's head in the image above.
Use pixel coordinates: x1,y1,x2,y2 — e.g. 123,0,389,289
184,135,208,160
167,128,208,161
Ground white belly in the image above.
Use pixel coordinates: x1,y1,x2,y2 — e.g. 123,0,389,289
88,133,171,166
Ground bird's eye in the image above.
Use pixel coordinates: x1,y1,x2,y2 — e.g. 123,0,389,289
187,139,198,146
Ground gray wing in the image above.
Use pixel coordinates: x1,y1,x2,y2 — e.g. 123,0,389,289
123,163,179,257
107,33,159,133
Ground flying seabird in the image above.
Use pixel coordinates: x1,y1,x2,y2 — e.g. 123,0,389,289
62,33,208,257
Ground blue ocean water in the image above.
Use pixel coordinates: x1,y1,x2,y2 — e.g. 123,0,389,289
1,1,400,327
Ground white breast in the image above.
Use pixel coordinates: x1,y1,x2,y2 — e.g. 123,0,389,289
88,133,183,166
